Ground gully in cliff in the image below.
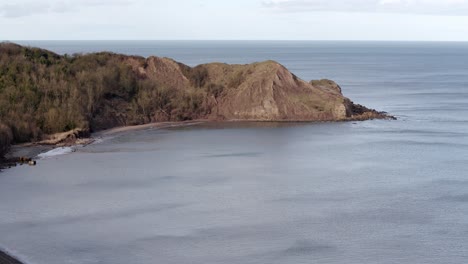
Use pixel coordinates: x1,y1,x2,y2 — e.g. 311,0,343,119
0,43,395,161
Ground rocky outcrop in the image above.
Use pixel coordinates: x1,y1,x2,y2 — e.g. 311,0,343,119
309,79,393,121
0,250,24,264
37,128,91,146
0,43,393,153
132,58,393,122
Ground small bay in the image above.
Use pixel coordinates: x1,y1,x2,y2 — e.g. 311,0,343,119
2,41,468,264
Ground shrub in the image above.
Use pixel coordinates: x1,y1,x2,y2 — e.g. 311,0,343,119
228,70,244,88
0,123,13,157
0,43,215,144
189,66,208,88
206,83,225,98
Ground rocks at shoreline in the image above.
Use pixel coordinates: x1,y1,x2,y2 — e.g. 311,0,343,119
35,128,92,146
0,42,394,158
0,250,24,264
0,156,37,170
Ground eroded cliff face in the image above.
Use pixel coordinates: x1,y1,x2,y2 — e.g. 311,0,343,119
144,57,192,90
0,43,392,148
133,57,391,122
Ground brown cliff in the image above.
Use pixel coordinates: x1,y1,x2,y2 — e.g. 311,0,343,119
133,58,391,122
0,42,393,156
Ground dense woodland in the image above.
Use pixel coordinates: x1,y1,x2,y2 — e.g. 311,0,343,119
0,43,217,157
0,43,389,158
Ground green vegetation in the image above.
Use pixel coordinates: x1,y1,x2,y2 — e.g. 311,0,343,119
310,79,336,87
310,79,342,94
0,43,390,157
188,66,209,88
228,70,245,88
0,42,214,155
0,123,12,157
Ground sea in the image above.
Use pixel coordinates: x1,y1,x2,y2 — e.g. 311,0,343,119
1,41,468,264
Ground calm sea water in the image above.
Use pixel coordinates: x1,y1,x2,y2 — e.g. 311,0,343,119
1,41,468,264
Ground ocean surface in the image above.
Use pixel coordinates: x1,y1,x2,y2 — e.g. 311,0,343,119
1,41,468,264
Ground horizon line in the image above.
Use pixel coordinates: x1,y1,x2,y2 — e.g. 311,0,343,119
3,39,468,43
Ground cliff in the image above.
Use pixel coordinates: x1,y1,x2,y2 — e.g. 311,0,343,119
0,42,392,155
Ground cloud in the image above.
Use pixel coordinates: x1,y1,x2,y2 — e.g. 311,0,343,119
0,2,49,18
0,0,133,18
262,0,468,16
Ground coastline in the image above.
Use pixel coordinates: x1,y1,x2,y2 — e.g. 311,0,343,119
0,114,399,170
1,117,399,169
0,120,205,170
0,120,204,263
0,250,23,264
93,120,205,137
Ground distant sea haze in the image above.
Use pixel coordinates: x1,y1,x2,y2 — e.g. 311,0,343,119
1,41,468,264
14,40,468,110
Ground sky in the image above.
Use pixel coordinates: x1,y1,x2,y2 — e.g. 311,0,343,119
1,0,468,41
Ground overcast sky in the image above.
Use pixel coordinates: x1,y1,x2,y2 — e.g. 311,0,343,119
1,0,468,41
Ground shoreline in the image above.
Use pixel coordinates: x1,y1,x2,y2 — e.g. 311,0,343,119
0,120,205,170
0,250,23,264
0,118,396,262
1,116,395,170
0,120,206,263
93,120,205,137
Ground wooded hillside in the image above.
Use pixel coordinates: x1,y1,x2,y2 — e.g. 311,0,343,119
0,42,390,157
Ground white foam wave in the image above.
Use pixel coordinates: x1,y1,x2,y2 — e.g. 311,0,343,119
37,147,74,159
92,137,105,144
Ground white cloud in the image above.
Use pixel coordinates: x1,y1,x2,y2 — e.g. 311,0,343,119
0,2,48,18
262,0,468,15
0,0,133,18
2,0,468,41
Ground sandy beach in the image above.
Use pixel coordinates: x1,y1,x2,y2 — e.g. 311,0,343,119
93,120,205,137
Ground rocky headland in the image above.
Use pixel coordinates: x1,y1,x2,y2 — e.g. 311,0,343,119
0,42,393,160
